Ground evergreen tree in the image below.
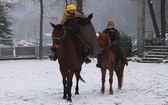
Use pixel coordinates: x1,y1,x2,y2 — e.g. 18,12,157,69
0,1,13,46
120,31,132,57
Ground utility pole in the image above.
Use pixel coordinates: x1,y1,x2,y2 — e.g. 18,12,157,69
137,0,145,54
161,0,166,44
147,0,160,38
39,0,43,60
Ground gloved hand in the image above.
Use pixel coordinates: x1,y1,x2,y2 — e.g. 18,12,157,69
88,13,93,20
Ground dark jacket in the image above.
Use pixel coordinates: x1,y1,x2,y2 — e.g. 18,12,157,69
79,21,98,56
103,28,120,45
63,15,98,57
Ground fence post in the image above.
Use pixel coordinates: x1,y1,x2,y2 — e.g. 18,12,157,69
13,39,16,58
0,47,1,57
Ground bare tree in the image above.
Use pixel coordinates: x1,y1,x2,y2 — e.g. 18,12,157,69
31,0,61,60
75,0,83,13
147,0,160,38
137,0,145,54
65,0,68,6
161,0,166,40
39,0,43,60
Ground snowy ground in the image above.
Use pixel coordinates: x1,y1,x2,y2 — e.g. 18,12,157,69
0,59,168,105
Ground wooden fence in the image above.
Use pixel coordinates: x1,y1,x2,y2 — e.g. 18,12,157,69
0,46,52,60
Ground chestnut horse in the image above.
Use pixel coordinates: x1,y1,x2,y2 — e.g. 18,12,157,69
97,32,128,94
50,23,85,102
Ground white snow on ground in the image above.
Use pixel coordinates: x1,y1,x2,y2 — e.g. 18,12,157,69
0,59,168,105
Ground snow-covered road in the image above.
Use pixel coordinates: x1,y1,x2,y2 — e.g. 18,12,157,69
0,59,168,105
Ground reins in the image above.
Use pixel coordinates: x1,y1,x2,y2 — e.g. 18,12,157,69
52,26,67,41
98,38,111,54
52,25,67,49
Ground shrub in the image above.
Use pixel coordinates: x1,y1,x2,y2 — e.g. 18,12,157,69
120,31,132,57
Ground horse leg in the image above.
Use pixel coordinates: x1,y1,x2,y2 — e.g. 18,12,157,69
60,70,67,99
115,68,121,89
119,65,124,89
101,68,106,94
109,69,114,94
75,79,79,95
63,79,67,99
75,67,81,95
67,69,74,102
115,66,124,89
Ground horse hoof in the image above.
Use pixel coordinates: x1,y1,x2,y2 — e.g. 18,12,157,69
109,92,113,95
67,98,72,102
75,92,79,95
63,96,67,100
100,91,104,94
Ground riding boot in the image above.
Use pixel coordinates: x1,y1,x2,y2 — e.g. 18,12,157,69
96,63,101,68
52,52,58,61
82,47,91,64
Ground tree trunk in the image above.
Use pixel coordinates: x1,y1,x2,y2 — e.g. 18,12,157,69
147,0,160,38
65,0,68,6
39,0,43,60
75,0,83,13
137,0,145,54
70,0,72,4
161,0,166,40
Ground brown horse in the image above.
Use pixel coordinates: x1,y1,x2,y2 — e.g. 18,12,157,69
97,32,128,94
50,23,85,102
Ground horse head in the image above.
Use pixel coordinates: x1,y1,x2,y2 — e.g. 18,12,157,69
50,22,67,52
98,32,111,50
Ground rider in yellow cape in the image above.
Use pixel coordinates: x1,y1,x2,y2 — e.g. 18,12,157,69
51,4,98,64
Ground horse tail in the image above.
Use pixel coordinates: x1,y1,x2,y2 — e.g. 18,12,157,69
74,69,85,83
120,45,128,66
79,75,85,83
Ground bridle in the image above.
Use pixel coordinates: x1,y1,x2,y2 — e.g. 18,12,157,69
98,37,111,54
52,25,67,47
98,40,107,54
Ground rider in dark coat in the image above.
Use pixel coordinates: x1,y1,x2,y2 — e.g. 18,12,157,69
50,4,98,64
96,20,121,67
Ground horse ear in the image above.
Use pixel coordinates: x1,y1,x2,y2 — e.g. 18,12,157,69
98,32,102,35
50,22,56,28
